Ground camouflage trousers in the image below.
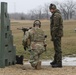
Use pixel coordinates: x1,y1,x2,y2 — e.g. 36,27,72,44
29,44,45,67
53,36,62,64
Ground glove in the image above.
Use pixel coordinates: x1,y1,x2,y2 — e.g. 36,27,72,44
24,47,26,51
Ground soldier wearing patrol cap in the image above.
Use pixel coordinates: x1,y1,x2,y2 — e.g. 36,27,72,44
22,20,47,69
49,4,63,68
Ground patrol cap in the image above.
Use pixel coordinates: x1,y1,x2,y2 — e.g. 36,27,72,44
49,4,56,10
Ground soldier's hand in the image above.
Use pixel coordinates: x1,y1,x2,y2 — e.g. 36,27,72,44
51,37,57,41
44,44,47,47
24,47,26,50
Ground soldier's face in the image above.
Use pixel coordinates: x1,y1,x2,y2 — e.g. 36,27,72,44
50,9,54,13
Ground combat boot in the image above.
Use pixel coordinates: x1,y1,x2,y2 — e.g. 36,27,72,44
35,61,41,70
50,61,56,65
52,63,62,68
50,54,57,65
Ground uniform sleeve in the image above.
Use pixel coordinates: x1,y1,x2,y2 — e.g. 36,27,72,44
43,30,47,45
22,31,30,42
50,17,52,36
52,13,61,36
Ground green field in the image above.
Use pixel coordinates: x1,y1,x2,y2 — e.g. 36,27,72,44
11,20,76,59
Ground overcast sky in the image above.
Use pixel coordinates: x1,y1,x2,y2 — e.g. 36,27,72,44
0,0,75,13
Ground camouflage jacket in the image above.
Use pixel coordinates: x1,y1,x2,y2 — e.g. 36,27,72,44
22,27,46,49
50,9,63,38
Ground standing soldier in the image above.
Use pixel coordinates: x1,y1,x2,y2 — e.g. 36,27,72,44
49,4,63,68
22,20,47,69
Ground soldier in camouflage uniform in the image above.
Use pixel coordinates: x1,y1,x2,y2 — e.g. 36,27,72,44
49,4,63,68
22,20,46,69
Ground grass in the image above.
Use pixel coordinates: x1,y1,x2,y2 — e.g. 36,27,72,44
10,20,76,59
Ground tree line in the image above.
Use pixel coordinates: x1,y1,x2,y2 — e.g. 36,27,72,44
9,0,76,20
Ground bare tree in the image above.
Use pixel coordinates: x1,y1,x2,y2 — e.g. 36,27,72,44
29,9,38,20
43,3,49,19
9,0,76,20
59,0,76,20
37,6,42,19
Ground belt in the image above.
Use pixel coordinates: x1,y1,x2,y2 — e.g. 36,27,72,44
31,41,43,44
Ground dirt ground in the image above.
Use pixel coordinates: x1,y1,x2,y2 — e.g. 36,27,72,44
0,64,76,75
